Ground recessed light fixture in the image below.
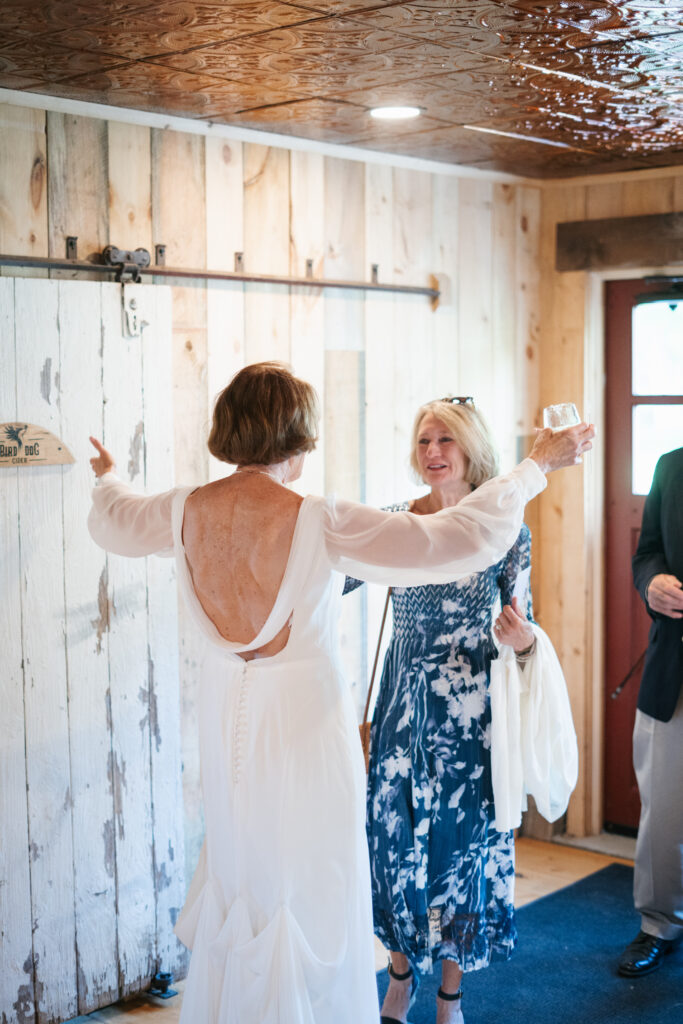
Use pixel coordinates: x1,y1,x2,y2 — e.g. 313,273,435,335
369,106,421,120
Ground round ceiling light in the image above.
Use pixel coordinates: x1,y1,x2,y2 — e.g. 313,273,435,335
369,106,421,120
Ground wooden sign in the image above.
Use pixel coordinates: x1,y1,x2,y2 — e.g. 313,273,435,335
0,423,75,466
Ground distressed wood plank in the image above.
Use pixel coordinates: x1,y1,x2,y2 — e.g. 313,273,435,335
674,171,683,211
363,161,395,707
101,282,156,996
514,185,542,573
243,144,290,363
0,104,48,277
14,277,78,1023
151,128,208,486
151,129,208,880
205,135,245,483
621,176,675,217
47,113,108,277
431,173,459,410
324,157,365,357
290,149,325,497
364,162,395,509
458,180,494,412
0,277,36,1024
324,158,365,709
59,280,119,1014
556,212,683,271
392,167,434,497
325,348,365,711
141,285,187,977
538,185,590,836
491,183,518,471
108,122,153,254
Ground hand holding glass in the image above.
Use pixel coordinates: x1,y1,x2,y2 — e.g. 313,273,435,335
543,403,581,432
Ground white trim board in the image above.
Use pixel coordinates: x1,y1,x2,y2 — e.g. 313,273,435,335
0,88,536,185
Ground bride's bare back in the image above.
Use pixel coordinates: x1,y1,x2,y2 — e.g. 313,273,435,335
182,475,303,660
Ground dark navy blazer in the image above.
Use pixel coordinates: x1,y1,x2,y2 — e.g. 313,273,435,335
632,446,683,722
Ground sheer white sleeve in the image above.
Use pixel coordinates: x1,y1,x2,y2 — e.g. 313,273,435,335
323,458,546,586
88,472,178,557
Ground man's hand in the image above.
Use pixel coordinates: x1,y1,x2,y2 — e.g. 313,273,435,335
646,574,683,619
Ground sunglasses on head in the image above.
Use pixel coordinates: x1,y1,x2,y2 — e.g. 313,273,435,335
439,396,474,406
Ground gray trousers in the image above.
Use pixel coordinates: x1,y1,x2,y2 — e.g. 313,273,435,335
633,685,683,941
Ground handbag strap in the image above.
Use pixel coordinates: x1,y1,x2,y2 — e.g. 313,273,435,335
361,588,392,729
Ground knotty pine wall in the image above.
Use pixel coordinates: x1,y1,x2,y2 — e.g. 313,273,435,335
537,167,683,836
0,100,545,882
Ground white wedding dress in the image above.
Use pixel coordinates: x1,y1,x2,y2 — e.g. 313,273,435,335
88,459,545,1024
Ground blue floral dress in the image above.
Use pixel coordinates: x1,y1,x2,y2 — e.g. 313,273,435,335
349,508,533,977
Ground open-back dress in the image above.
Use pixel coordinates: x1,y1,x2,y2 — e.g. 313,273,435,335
88,459,545,1024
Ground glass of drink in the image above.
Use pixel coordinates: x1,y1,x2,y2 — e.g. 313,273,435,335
543,403,580,431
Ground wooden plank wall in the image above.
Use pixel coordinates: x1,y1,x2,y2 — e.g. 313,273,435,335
537,166,683,836
1,100,544,1018
0,276,185,1024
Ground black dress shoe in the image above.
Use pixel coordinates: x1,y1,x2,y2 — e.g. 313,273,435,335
617,930,674,977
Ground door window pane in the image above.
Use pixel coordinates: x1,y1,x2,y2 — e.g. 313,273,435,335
632,404,683,494
632,300,683,395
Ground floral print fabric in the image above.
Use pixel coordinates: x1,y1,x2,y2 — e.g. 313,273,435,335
359,509,533,975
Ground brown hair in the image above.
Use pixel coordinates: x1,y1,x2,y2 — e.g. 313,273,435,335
409,400,499,487
208,361,319,465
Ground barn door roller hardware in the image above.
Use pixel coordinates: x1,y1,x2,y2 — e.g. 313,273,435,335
0,240,440,306
102,244,151,283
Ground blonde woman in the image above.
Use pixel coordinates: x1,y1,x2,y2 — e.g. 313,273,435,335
357,399,546,1024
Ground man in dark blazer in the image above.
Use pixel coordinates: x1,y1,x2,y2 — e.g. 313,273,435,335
618,446,683,977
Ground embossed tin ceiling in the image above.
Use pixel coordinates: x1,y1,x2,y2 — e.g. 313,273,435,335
1,0,683,177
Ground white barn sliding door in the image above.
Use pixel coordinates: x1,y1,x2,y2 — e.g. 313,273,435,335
0,278,186,1024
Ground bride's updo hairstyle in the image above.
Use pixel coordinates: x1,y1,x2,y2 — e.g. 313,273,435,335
209,361,319,466
410,399,499,488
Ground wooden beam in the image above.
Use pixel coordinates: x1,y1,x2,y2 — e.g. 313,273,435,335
556,211,683,271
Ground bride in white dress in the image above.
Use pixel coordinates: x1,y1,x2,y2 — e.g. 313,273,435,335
88,362,593,1024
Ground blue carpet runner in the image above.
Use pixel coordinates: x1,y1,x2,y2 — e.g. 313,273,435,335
376,864,682,1023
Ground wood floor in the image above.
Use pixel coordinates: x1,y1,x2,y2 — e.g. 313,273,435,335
71,838,633,1023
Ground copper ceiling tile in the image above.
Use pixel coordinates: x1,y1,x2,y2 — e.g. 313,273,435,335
258,39,497,90
0,38,127,82
0,1,157,38
249,16,415,56
631,31,683,57
483,107,683,156
42,2,324,62
527,39,683,94
218,96,382,141
589,1,683,41
41,60,305,117
338,119,610,172
505,0,633,33
145,42,318,84
0,69,43,90
345,2,604,58
279,1,410,12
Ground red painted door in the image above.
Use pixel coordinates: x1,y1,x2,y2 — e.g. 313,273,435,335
604,278,683,833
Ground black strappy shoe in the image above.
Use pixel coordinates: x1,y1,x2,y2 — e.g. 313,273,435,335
380,961,418,1024
437,984,463,1019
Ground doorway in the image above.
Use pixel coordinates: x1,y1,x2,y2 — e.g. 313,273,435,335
603,278,683,833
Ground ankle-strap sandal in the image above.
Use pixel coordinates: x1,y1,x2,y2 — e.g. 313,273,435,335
380,961,418,1024
437,985,463,1001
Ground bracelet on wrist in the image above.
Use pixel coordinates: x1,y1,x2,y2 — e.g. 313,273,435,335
515,637,536,662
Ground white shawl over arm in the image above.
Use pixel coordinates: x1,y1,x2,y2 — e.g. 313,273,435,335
323,458,546,586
